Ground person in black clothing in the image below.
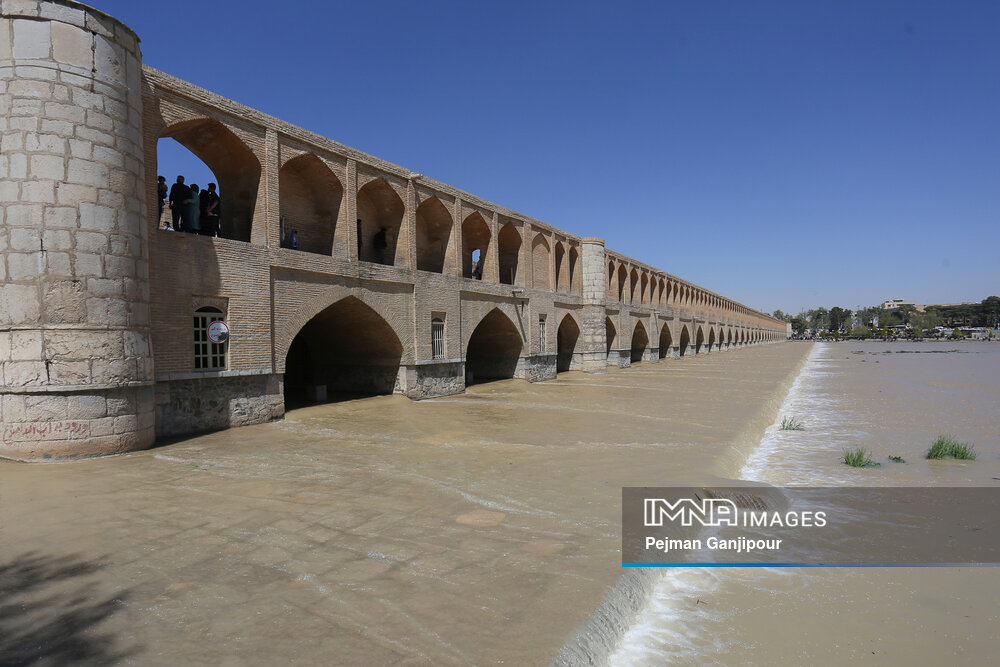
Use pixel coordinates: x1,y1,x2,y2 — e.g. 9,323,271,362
157,175,167,226
199,182,221,236
168,175,191,232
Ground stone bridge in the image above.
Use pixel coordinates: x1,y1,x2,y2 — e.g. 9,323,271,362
0,1,788,460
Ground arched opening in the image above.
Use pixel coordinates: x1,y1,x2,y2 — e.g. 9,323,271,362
630,321,648,363
531,233,551,290
617,265,627,302
554,242,566,292
708,328,716,351
606,317,616,358
462,212,490,279
607,262,616,299
568,247,580,294
498,224,521,285
679,325,690,356
659,279,666,306
158,118,262,241
629,269,640,304
658,324,673,359
696,326,705,354
465,309,523,383
283,297,403,407
640,273,649,306
357,178,404,265
279,153,342,255
556,314,580,372
727,329,733,348
416,196,453,273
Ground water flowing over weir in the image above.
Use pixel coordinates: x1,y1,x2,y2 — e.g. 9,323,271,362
554,346,817,666
601,341,1000,665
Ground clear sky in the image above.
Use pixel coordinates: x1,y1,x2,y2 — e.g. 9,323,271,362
94,0,999,315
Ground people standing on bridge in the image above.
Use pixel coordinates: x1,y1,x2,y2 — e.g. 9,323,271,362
187,184,201,233
157,175,168,227
290,229,300,250
373,227,387,264
200,182,220,237
168,175,192,231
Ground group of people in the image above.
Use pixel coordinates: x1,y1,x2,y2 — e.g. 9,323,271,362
158,175,221,236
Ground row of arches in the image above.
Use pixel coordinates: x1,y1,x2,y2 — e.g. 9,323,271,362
282,291,779,407
604,318,774,364
605,257,767,321
154,118,583,293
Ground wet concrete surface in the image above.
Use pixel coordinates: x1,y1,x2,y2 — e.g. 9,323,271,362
0,344,808,665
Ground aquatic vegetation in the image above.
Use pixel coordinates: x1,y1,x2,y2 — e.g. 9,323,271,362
926,436,976,460
843,448,880,468
779,416,805,431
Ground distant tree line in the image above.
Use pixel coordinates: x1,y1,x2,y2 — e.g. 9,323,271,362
772,296,1000,338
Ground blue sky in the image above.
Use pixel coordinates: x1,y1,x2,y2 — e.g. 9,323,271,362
96,0,999,314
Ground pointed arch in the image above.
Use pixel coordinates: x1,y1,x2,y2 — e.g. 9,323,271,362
415,196,454,273
640,273,649,306
605,317,617,358
465,308,523,383
617,265,627,302
531,233,551,290
708,328,716,351
160,117,262,242
568,246,581,295
629,268,640,304
695,326,705,354
630,320,649,363
279,152,342,256
658,323,673,359
554,241,566,293
556,313,581,372
283,296,403,405
678,325,691,356
607,261,617,299
461,211,491,279
357,177,404,265
498,223,521,285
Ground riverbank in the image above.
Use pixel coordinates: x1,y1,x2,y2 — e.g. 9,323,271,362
0,343,809,665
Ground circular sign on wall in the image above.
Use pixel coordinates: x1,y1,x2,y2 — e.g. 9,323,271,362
207,320,230,344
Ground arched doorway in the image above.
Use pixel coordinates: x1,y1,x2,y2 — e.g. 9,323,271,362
695,326,705,354
556,314,580,372
679,325,690,356
466,309,522,383
462,212,490,279
498,224,521,285
284,297,403,407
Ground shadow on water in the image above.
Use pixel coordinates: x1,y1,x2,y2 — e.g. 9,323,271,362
0,552,134,666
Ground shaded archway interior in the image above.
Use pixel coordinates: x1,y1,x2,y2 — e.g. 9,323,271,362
279,153,343,255
284,297,402,407
556,315,580,372
465,309,522,383
630,322,648,363
357,178,404,265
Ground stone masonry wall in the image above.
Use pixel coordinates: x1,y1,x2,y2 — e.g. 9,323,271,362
0,0,154,460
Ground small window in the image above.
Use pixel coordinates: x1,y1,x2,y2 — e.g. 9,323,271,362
538,317,547,353
194,306,227,370
431,318,445,360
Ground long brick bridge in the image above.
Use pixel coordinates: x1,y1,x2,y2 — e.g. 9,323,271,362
0,1,788,461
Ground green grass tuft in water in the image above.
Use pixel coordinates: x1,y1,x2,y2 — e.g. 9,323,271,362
779,416,805,431
843,448,880,468
926,436,976,460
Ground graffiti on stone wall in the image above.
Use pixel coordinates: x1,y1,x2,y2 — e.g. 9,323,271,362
2,421,90,445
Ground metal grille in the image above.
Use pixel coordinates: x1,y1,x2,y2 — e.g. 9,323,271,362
194,307,227,370
431,318,445,359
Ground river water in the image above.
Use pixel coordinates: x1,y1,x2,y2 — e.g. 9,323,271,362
612,341,1000,664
